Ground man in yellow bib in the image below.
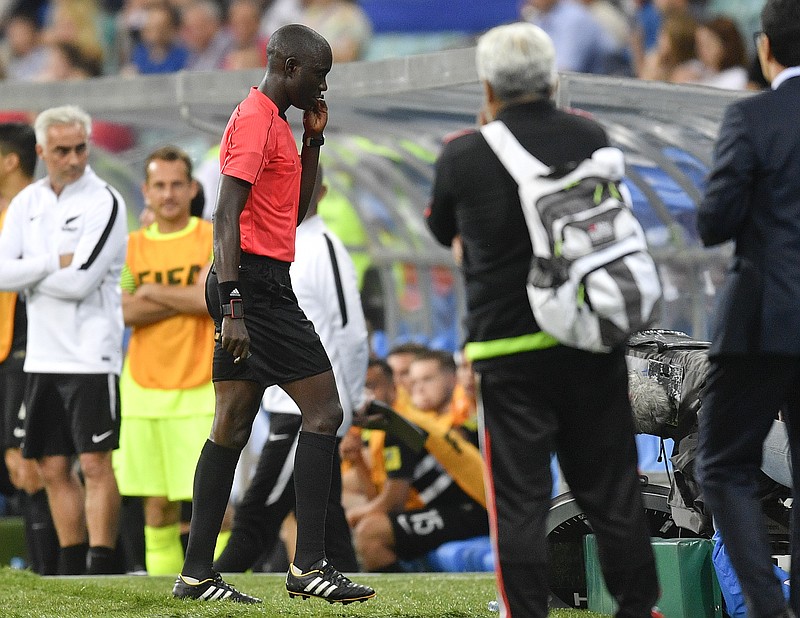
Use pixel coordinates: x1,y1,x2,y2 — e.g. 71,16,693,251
114,146,215,575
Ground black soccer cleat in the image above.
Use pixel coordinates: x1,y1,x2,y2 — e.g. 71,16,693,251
286,559,376,604
172,572,262,603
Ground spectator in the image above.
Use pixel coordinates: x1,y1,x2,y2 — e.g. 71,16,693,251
37,40,103,81
123,2,188,74
426,23,660,616
696,0,800,614
630,0,662,74
213,165,368,574
112,0,157,69
0,105,128,575
385,342,429,409
224,0,268,70
521,0,621,74
259,0,302,38
180,0,233,71
341,358,425,512
40,0,107,75
349,350,488,571
1,12,49,81
632,0,696,76
299,0,372,63
0,121,59,576
673,16,748,89
582,0,632,49
706,0,763,57
580,0,635,74
224,45,265,69
342,348,431,520
639,11,698,81
113,146,214,575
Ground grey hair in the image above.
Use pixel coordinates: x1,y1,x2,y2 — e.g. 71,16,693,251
476,22,557,101
34,105,92,147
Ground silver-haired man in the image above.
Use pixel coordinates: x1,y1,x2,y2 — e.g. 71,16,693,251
426,23,661,618
0,105,128,575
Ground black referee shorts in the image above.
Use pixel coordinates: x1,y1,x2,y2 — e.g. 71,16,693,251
206,253,331,388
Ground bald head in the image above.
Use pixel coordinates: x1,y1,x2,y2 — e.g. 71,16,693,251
266,24,332,71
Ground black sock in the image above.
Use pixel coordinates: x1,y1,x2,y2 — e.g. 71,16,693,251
58,542,88,575
87,545,119,575
180,500,191,553
324,442,358,571
26,490,59,575
182,440,240,580
118,496,146,573
292,431,335,570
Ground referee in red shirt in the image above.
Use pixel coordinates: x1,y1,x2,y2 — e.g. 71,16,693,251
172,24,374,605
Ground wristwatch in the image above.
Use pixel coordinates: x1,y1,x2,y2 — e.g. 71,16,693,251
304,135,325,148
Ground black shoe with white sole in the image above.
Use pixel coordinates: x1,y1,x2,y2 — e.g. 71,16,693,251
172,572,261,603
286,559,375,604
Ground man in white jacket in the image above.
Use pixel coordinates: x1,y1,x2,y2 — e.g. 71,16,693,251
0,105,128,575
214,165,368,573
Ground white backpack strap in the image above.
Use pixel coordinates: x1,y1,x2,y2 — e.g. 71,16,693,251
480,120,550,183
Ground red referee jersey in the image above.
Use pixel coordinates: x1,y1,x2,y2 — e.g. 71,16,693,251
219,87,301,262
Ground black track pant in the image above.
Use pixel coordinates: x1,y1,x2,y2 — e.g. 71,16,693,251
477,346,659,618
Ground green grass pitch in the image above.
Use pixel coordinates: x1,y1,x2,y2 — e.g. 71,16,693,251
0,568,609,617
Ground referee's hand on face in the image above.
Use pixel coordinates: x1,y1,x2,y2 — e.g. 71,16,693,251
221,317,251,363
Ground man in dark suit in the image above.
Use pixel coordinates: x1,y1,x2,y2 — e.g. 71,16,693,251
697,1,800,616
426,22,660,618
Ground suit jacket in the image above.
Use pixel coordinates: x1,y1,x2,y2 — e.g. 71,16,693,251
698,76,800,356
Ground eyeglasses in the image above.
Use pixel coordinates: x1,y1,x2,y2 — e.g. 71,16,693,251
752,30,764,47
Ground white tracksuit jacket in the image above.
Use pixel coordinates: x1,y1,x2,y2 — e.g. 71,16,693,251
0,166,127,375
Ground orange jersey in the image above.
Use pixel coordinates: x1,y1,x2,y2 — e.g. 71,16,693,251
450,383,476,427
0,208,18,363
125,218,214,389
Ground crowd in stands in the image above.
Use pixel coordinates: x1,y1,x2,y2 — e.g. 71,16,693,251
0,0,374,80
0,0,769,89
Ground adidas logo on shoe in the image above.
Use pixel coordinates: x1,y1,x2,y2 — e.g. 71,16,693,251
286,559,376,604
172,572,261,603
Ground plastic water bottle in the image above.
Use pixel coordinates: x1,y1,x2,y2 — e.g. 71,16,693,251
487,599,500,612
9,557,25,570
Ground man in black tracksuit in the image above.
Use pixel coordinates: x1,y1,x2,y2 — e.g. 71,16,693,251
426,22,660,618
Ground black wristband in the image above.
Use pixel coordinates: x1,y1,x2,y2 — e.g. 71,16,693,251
218,280,244,318
304,135,324,147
